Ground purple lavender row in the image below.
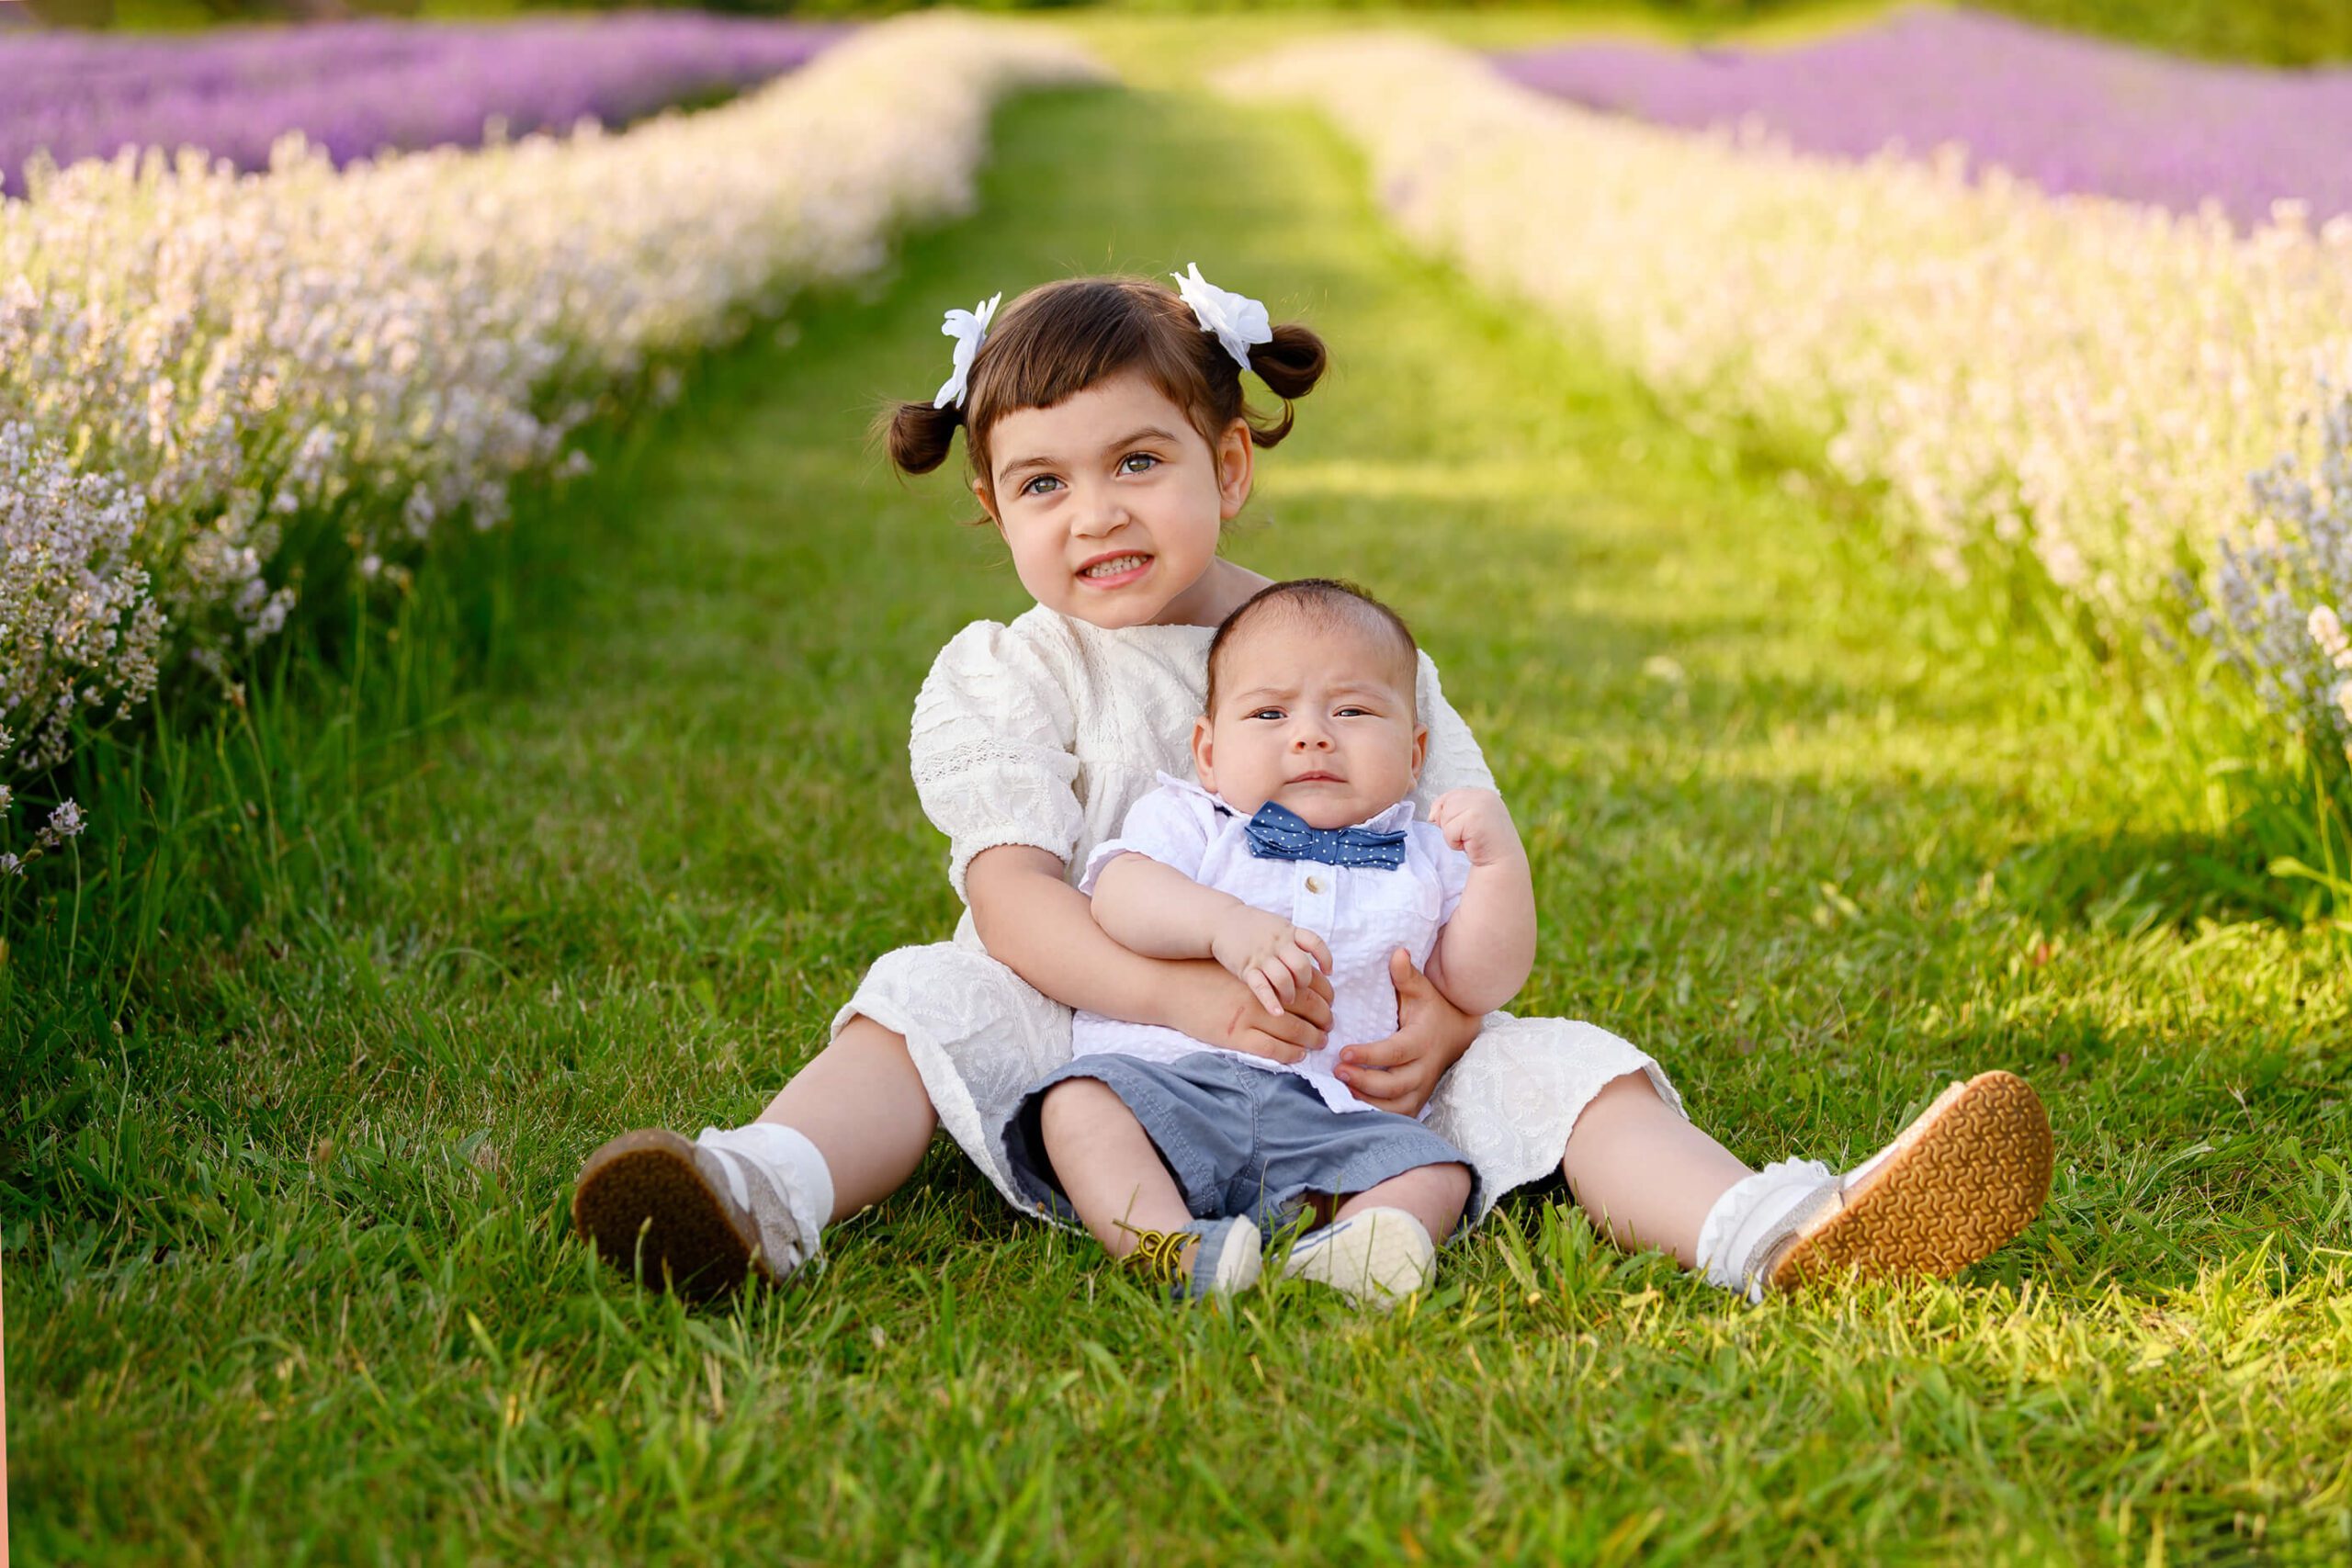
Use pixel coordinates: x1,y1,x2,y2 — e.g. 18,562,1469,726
1495,7,2352,228
1,11,849,197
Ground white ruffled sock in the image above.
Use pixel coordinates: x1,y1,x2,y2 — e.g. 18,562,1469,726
1693,1158,1836,1303
693,1122,836,1271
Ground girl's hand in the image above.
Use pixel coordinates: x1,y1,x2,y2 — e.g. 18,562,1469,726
1170,960,1333,1066
1336,949,1484,1116
1428,788,1525,869
1208,907,1334,1019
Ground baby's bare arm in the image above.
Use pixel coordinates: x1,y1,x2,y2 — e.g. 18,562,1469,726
1094,853,1336,1020
1089,852,1252,960
1422,790,1537,1015
969,846,1332,1061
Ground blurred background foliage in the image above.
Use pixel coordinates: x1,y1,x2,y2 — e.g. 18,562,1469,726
1984,0,2352,66
29,0,2352,68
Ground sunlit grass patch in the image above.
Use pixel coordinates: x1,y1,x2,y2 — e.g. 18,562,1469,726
7,75,2350,1562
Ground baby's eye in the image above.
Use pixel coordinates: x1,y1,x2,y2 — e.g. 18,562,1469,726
1019,474,1062,497
1247,707,1284,721
1335,706,1373,718
1118,453,1160,475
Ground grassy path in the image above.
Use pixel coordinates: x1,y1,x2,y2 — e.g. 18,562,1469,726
14,83,2352,1562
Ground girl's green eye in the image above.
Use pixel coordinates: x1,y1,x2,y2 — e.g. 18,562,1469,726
1021,456,1150,496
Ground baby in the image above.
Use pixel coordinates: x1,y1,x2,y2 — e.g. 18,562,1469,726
1001,578,1536,1305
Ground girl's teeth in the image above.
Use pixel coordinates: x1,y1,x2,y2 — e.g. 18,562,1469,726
1083,555,1147,578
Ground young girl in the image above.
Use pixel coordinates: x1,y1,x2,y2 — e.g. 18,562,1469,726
571,266,2055,1304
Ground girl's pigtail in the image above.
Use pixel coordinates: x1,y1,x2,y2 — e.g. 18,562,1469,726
1242,322,1329,448
875,398,965,476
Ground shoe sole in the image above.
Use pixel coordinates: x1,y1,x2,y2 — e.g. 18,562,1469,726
1283,1207,1434,1310
571,1127,772,1301
1770,1070,2054,1291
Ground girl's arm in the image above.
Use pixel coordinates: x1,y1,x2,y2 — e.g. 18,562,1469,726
967,845,1331,1063
1421,789,1537,1015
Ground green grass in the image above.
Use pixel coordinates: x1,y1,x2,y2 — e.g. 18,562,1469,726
8,78,2352,1562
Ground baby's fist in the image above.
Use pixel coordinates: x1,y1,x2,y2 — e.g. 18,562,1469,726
1210,908,1335,1018
1427,788,1523,867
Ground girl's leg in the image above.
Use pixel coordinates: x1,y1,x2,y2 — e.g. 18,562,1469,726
754,1014,937,1224
1558,1067,2054,1298
1559,1071,1752,1268
1036,1077,1194,1258
571,1014,935,1295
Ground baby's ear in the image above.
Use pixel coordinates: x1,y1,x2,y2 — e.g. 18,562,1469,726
1191,714,1216,790
1409,723,1429,780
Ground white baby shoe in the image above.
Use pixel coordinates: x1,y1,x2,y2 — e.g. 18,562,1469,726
1281,1206,1436,1310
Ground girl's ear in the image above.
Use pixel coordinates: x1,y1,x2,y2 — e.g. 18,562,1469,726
1191,714,1217,791
1216,418,1253,521
971,475,1003,534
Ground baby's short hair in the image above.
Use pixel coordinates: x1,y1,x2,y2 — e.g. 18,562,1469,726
1204,578,1419,719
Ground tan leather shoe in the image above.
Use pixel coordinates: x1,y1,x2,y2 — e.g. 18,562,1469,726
571,1127,795,1300
1763,1070,2055,1291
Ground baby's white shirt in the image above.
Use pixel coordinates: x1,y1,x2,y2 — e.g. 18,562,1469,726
1072,773,1474,1116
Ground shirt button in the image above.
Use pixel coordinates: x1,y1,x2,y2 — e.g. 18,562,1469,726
1305,874,1326,894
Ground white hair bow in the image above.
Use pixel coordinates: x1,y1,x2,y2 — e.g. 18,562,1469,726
1171,263,1271,371
933,291,1001,411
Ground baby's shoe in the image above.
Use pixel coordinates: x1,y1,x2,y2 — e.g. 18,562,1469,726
1122,1215,1263,1299
1280,1206,1435,1310
571,1122,831,1301
1701,1070,2054,1302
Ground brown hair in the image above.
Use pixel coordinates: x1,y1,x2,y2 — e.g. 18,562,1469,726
871,274,1328,511
1204,578,1419,721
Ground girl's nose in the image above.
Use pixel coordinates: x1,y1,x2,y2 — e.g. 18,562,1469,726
1070,494,1129,537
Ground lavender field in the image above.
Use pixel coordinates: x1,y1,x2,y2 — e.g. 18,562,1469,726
1497,7,2352,227
0,11,845,197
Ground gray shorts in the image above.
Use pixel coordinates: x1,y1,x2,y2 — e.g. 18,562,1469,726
1003,1051,1480,1238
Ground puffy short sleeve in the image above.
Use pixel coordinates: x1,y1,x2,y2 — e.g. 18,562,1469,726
1078,782,1216,893
910,620,1082,906
1412,649,1498,805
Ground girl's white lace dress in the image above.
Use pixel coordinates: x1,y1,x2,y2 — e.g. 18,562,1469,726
834,604,1683,1224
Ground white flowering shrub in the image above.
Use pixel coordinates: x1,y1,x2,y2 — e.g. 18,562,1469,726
0,16,1105,859
1214,38,2352,624
0,423,164,767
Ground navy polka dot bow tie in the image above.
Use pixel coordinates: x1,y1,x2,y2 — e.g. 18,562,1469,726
1240,799,1407,870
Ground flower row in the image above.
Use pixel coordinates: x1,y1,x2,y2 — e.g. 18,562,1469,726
2,13,846,198
0,15,1106,848
1216,35,2352,761
1498,9,2352,231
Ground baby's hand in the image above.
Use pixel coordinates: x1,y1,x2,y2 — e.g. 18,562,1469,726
1428,788,1524,868
1209,907,1334,1018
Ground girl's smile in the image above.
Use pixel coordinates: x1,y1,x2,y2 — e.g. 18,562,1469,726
1075,550,1155,589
